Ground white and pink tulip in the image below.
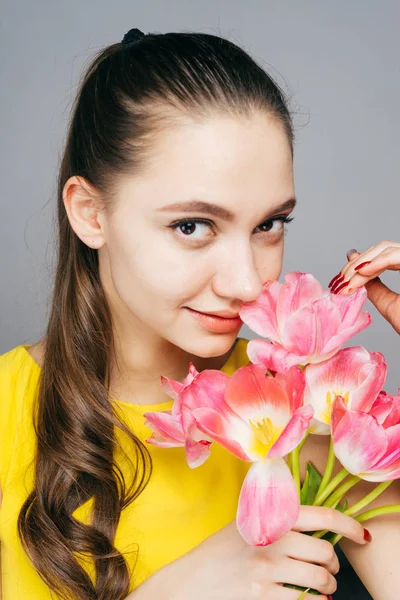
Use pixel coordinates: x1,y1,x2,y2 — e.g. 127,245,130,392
332,390,400,482
303,346,387,435
239,272,371,371
191,363,313,545
144,363,215,468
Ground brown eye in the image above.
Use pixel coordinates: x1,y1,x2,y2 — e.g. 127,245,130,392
169,219,214,239
256,216,294,234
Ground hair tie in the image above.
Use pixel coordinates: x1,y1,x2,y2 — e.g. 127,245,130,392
121,28,146,46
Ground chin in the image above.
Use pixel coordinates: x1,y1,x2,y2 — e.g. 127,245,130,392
188,330,240,358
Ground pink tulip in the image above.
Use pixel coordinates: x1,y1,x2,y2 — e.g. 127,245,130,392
303,347,387,435
191,364,314,545
144,363,215,468
239,272,371,370
332,390,400,481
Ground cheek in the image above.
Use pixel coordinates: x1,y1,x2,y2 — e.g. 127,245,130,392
107,233,208,310
257,242,284,282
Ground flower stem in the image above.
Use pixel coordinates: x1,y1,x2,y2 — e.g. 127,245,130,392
298,430,310,454
330,505,400,546
314,436,335,502
291,444,301,497
313,467,349,506
344,481,392,517
322,475,360,508
287,452,293,475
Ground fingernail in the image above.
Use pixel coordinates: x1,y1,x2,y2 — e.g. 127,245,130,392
328,596,334,600
328,273,340,287
364,528,372,542
347,248,359,260
331,277,346,293
332,280,350,294
354,261,371,271
328,273,343,288
329,274,344,290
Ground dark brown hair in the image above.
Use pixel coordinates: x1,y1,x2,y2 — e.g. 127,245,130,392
17,29,294,600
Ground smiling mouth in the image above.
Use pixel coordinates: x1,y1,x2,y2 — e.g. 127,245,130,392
186,308,242,320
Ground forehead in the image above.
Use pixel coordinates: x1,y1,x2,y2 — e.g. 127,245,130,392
116,111,294,213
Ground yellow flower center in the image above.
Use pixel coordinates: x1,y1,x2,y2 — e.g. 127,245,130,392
248,416,282,458
320,389,350,424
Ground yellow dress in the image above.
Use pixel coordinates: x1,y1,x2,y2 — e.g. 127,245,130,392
0,338,251,599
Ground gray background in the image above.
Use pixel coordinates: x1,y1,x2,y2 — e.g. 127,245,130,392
1,3,399,597
1,0,399,393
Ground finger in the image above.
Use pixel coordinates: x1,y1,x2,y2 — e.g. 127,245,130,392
281,531,340,575
330,242,400,290
333,246,400,296
292,506,370,545
279,585,332,600
275,557,337,596
346,248,360,261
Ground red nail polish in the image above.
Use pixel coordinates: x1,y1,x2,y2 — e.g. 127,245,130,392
330,275,344,290
364,528,372,542
328,273,342,288
333,280,350,294
354,261,371,271
331,277,346,293
328,596,334,600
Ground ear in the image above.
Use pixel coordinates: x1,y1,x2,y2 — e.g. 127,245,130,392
62,176,106,249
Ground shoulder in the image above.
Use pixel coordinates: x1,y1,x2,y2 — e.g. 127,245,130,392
25,339,45,369
0,340,44,489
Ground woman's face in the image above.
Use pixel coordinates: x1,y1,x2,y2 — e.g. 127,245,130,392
98,111,295,359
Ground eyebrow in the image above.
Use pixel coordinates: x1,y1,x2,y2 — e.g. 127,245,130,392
156,198,297,222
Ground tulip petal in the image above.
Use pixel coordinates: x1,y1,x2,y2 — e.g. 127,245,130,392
331,286,368,328
382,396,400,428
332,409,387,475
369,394,394,425
303,347,387,425
268,405,314,458
247,339,306,373
180,370,231,434
276,365,306,412
191,407,251,461
277,273,323,326
280,303,319,356
236,458,300,545
308,418,331,435
239,280,281,341
372,424,400,471
160,376,184,401
144,411,185,445
322,312,372,356
184,438,212,468
225,364,290,426
330,395,348,433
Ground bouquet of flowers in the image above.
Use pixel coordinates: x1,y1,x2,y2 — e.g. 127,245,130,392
143,272,400,597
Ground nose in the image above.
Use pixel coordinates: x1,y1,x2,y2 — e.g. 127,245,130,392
211,242,264,303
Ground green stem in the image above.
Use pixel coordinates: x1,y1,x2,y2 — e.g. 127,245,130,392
287,452,293,475
291,444,301,497
313,467,349,506
344,481,392,517
331,504,400,547
355,504,400,522
322,475,360,508
314,436,335,502
298,430,310,455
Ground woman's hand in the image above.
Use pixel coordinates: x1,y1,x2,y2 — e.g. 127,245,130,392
329,241,400,334
152,505,370,600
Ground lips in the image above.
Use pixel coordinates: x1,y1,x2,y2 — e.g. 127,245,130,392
190,309,241,319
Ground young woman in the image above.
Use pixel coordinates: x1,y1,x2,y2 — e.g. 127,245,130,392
1,27,399,600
